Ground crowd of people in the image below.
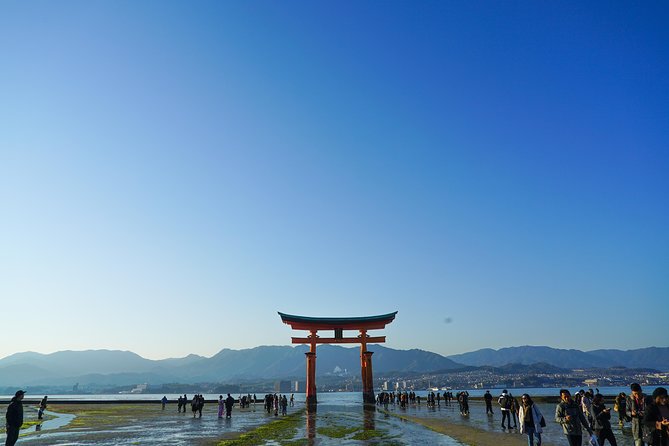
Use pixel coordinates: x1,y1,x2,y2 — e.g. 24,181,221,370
372,384,668,446
4,385,668,446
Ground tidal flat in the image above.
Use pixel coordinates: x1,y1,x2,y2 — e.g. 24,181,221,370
6,398,642,445
4,400,464,445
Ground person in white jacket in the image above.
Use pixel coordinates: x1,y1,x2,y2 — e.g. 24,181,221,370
519,393,545,446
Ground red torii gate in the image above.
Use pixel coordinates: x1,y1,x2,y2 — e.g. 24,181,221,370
278,311,398,406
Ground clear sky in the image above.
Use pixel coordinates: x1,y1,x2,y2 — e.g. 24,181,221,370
1,1,667,361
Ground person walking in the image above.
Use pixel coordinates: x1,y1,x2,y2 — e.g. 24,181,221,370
225,394,235,418
643,387,669,446
161,396,168,410
555,389,593,446
5,390,25,446
628,383,650,446
484,390,494,415
519,394,544,446
509,393,519,429
499,390,513,429
615,392,628,427
590,393,618,446
37,396,48,420
281,395,288,415
218,395,225,419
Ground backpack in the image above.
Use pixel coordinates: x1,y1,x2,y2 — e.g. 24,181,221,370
499,395,510,409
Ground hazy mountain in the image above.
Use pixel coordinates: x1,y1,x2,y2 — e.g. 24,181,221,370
587,347,669,370
0,364,61,386
3,345,666,388
447,346,669,370
0,345,462,387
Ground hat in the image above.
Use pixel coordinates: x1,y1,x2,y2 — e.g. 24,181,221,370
15,390,26,397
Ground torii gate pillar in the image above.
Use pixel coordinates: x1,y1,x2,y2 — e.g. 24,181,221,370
279,311,397,407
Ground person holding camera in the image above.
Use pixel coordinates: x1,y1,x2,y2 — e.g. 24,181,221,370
591,393,617,446
629,383,650,446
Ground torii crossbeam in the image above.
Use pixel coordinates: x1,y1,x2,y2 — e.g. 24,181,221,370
278,311,398,406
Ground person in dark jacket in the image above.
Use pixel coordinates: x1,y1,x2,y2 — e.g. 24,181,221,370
590,393,618,446
484,390,494,415
615,392,629,427
555,389,593,446
37,396,48,420
224,393,235,418
628,383,651,446
5,390,25,446
643,387,669,446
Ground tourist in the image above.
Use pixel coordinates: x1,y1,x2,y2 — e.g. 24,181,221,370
458,391,470,416
615,392,628,427
582,390,594,426
628,383,649,446
161,395,168,410
225,393,235,418
509,393,519,428
5,390,25,446
37,395,48,420
281,395,288,415
191,395,198,418
590,393,618,446
519,394,544,446
499,389,513,429
484,390,494,415
643,387,669,446
218,395,224,418
555,389,593,446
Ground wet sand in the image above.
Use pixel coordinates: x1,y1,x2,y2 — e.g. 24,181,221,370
389,412,559,446
381,399,638,446
3,401,464,445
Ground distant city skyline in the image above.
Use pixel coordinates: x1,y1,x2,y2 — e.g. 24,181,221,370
1,1,667,361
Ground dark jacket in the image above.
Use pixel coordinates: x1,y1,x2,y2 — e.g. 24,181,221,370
556,399,592,436
590,403,612,431
225,396,235,410
643,402,669,446
6,397,23,428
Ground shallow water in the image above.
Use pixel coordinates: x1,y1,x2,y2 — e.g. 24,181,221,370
9,395,465,445
399,399,638,446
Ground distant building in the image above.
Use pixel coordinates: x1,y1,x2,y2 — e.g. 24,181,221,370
584,379,598,386
274,380,292,393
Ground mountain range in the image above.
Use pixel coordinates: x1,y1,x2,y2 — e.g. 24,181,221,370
448,346,669,370
1,345,666,387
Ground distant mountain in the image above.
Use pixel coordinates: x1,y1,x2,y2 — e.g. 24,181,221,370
447,346,669,370
3,345,666,388
0,345,462,387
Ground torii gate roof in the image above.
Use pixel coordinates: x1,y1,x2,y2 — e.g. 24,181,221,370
278,311,398,331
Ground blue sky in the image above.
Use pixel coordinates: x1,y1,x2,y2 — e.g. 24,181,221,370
1,1,667,360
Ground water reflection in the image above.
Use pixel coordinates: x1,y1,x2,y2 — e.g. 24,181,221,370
306,406,317,445
363,406,375,431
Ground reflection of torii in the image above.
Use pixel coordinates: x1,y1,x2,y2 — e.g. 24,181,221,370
278,311,398,407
